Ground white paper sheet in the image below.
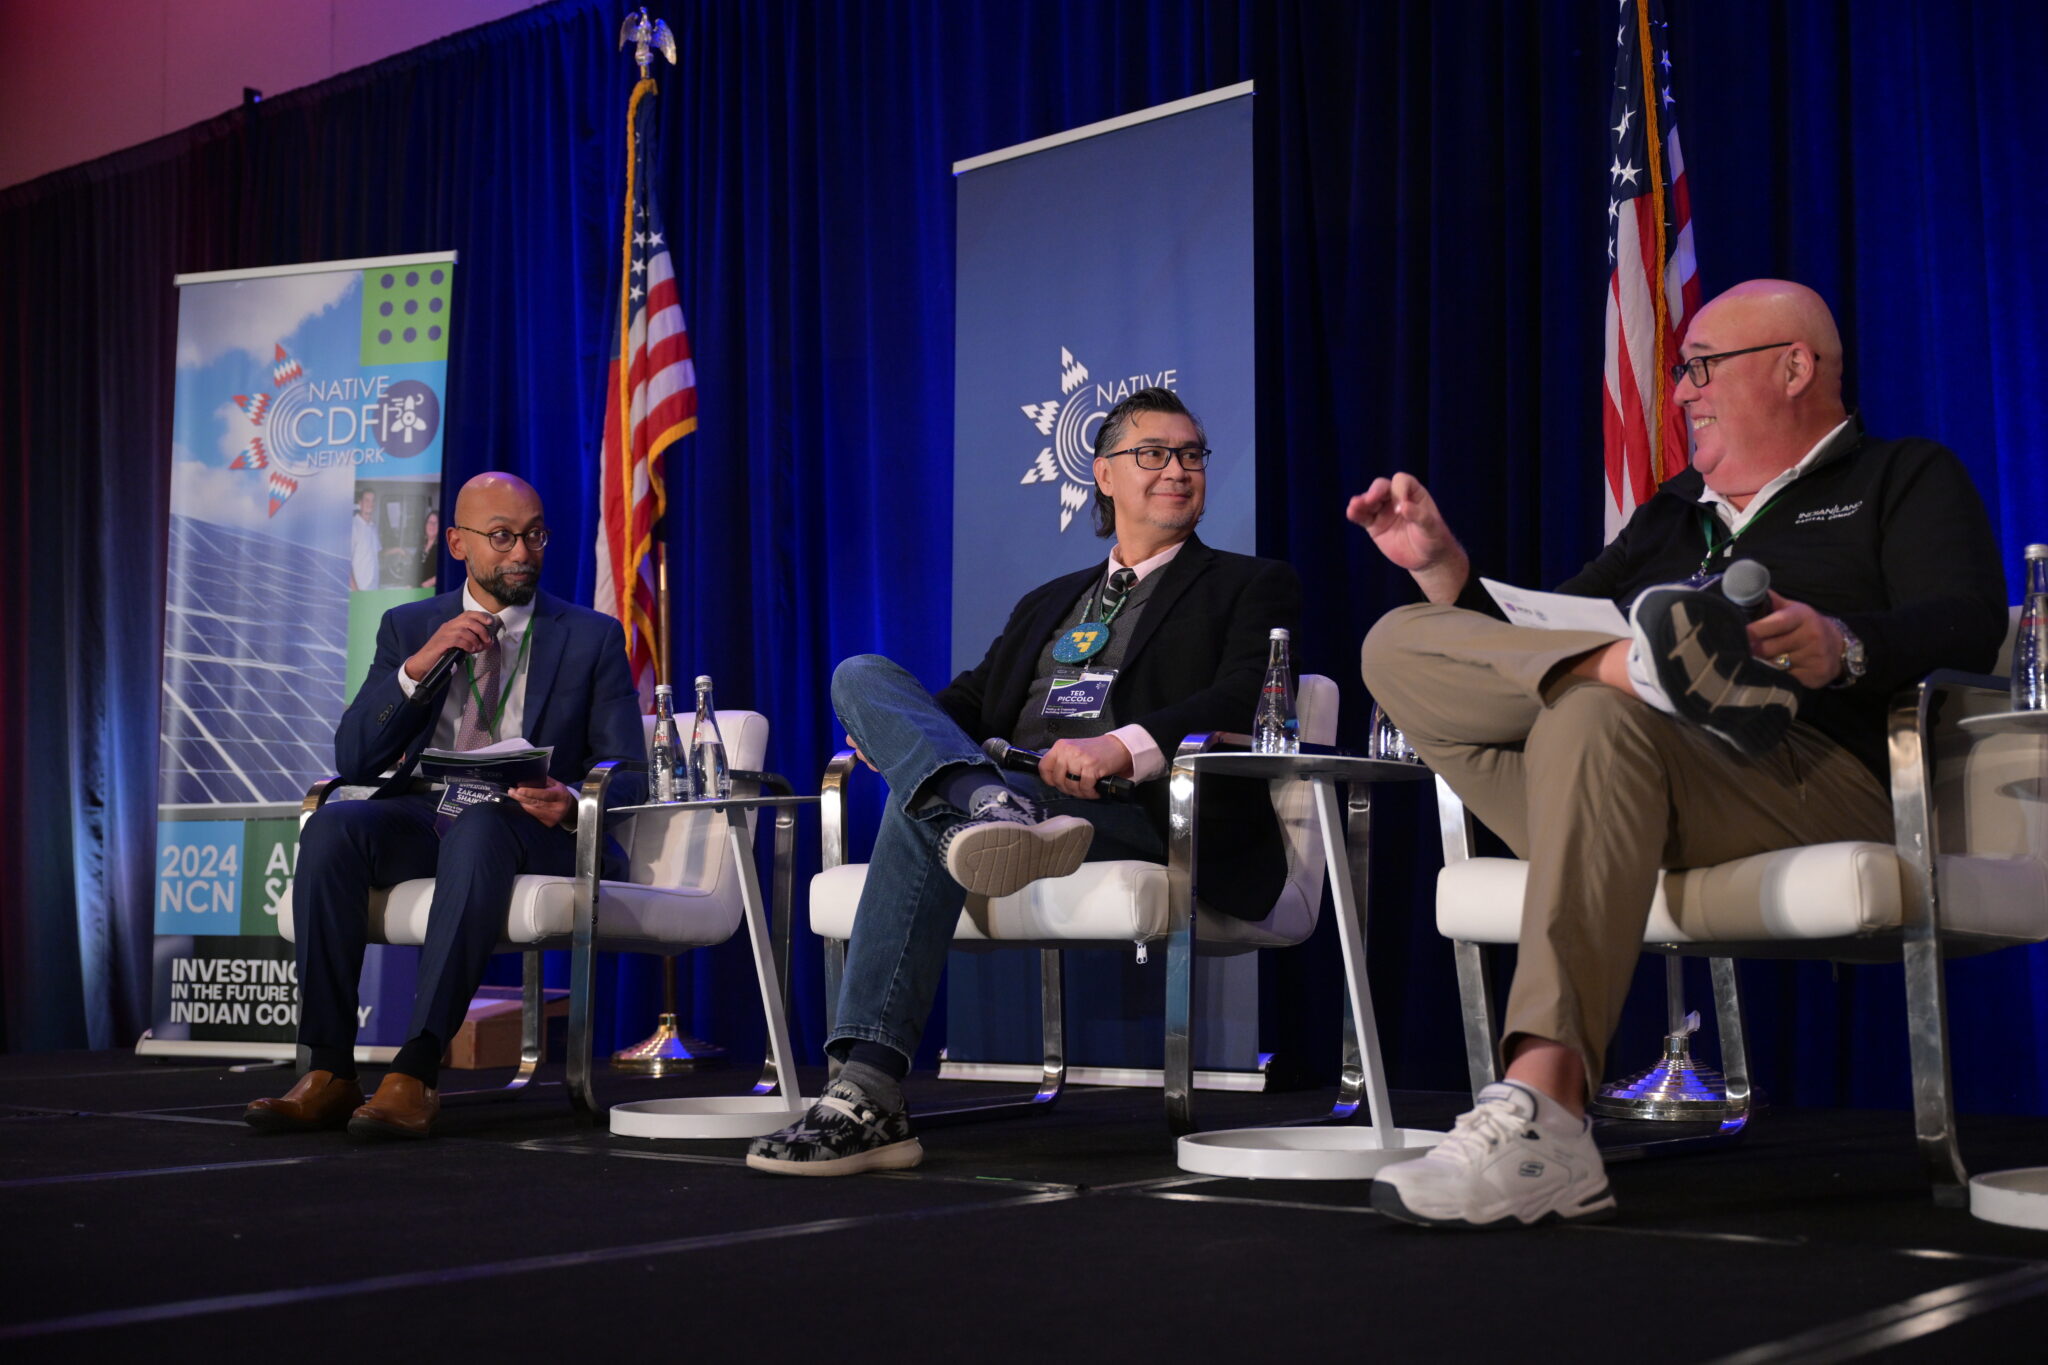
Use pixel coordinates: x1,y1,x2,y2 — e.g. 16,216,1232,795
1480,578,1629,637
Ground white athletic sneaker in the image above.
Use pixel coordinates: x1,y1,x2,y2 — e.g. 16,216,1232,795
1371,1081,1616,1229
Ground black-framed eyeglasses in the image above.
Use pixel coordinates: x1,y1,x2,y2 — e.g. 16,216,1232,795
451,524,550,552
1670,342,1793,388
1102,444,1212,471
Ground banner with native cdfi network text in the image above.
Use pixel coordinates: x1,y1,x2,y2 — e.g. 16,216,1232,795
140,253,456,1061
947,88,1258,1080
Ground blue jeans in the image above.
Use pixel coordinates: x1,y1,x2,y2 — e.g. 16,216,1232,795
827,654,1165,1064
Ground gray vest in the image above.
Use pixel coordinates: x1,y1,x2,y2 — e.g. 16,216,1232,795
1009,569,1161,751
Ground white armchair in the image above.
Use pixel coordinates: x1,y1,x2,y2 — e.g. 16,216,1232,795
809,676,1345,1133
280,711,787,1119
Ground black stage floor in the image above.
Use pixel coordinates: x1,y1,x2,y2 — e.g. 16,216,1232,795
6,1052,2048,1362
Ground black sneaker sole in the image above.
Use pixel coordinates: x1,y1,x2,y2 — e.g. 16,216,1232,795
1636,589,1799,757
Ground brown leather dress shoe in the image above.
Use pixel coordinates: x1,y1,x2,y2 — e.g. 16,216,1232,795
347,1072,440,1141
243,1070,365,1133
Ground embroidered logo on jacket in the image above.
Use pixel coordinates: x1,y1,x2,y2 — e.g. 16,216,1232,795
1794,500,1864,525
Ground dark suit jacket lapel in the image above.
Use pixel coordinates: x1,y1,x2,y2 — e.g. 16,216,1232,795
1118,534,1213,667
517,591,570,742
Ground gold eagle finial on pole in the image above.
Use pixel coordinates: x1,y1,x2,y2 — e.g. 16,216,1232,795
618,8,677,80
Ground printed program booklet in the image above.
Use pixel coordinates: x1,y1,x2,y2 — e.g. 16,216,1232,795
417,740,554,792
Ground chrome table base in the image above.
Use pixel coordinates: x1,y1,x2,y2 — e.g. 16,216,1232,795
610,1011,727,1074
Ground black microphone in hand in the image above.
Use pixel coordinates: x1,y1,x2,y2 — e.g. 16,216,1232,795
1721,558,1773,622
408,614,502,707
982,737,1136,798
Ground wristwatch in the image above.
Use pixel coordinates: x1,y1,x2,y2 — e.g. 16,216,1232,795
1828,617,1867,688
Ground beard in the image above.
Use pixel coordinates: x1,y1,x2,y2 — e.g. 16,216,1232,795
477,564,538,606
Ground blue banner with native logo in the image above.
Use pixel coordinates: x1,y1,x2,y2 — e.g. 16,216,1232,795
144,254,455,1059
947,90,1260,1079
951,87,1255,675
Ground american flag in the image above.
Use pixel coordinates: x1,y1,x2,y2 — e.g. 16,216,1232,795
1602,0,1700,541
596,77,697,701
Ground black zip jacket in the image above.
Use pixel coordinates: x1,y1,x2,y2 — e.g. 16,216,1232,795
1456,418,2008,781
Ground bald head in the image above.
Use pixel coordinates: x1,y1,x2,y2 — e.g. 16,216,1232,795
453,471,543,527
447,472,546,609
1694,279,1844,402
1677,279,1850,501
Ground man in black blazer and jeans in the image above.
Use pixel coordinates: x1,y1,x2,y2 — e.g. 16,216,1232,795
749,388,1300,1176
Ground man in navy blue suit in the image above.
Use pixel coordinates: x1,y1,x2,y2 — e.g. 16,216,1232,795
245,472,646,1140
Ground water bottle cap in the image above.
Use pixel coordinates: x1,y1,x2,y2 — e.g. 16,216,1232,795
654,683,673,697
2027,544,2048,558
1268,627,1290,641
695,674,714,689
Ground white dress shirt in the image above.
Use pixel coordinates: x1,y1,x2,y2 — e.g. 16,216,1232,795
1700,418,1850,532
394,583,536,750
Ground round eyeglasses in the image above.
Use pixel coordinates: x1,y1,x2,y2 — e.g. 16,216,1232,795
451,525,550,553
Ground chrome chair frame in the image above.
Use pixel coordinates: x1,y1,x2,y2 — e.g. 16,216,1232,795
817,729,1371,1136
296,761,800,1122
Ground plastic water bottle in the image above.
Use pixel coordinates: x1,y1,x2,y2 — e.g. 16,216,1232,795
2016,544,2048,712
650,683,681,802
1252,628,1300,755
690,674,731,800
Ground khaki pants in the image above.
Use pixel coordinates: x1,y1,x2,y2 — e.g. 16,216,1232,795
1360,603,1892,1088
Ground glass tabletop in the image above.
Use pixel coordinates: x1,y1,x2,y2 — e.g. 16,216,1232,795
1958,710,2048,735
1173,751,1434,783
610,794,820,816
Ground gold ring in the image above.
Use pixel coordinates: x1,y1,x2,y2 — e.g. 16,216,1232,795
1772,653,1792,671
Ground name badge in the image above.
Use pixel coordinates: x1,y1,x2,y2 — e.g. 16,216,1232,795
435,781,501,823
1040,670,1117,720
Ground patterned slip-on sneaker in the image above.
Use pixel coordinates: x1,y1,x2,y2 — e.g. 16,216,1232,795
745,1078,924,1177
1630,585,1800,756
937,787,1093,898
1371,1082,1616,1230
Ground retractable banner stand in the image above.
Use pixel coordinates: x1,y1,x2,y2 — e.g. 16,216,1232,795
138,253,456,1062
947,87,1261,1085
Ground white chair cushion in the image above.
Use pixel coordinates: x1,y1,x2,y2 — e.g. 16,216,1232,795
1437,842,2048,955
809,861,1315,952
279,875,744,955
806,674,1339,957
276,707,775,959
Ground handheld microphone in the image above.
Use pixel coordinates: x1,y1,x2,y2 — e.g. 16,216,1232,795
1721,559,1773,622
408,614,502,707
982,737,1136,798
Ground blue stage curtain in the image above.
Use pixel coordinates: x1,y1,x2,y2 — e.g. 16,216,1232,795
2,0,2043,1115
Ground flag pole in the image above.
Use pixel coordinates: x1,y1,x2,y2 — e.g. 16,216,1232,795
1635,0,1672,485
610,8,726,1076
658,543,671,686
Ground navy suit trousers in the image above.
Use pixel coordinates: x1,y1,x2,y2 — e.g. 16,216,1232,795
292,793,578,1055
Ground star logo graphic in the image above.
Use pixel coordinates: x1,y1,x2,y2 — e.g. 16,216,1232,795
1015,347,1104,532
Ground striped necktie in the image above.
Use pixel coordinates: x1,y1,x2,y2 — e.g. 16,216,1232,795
451,620,503,749
1099,567,1137,621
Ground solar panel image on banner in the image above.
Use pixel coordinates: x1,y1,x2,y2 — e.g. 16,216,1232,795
160,514,349,806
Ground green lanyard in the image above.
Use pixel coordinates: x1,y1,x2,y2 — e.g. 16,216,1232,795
1694,487,1792,579
463,619,534,743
